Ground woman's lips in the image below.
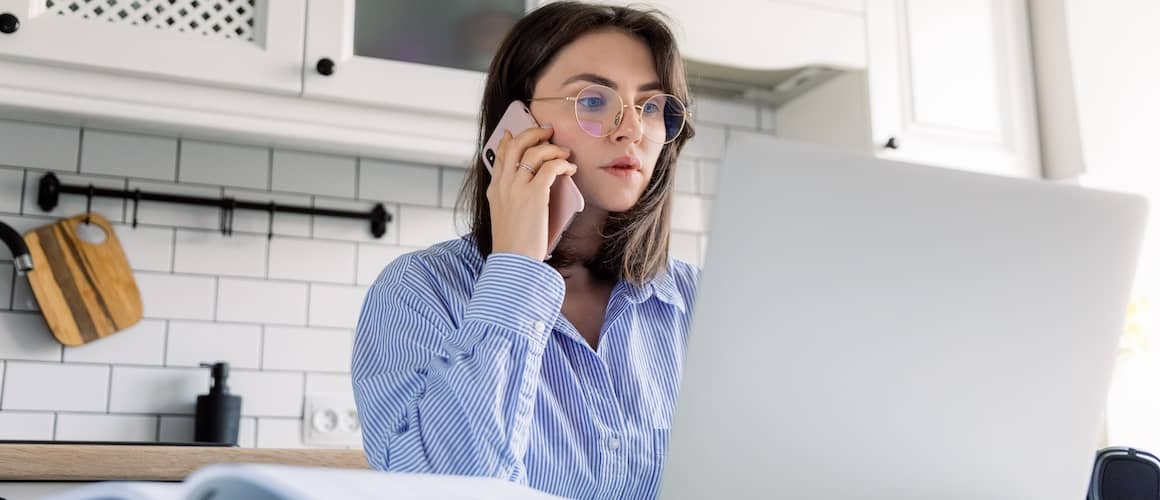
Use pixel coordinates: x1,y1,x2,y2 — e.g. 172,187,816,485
600,166,640,179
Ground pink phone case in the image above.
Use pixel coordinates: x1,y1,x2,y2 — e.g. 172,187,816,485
482,101,585,260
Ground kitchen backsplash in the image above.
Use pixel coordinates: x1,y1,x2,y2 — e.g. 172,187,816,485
0,95,772,448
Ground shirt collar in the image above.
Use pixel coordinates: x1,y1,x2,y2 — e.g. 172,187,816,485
618,261,686,313
459,235,686,312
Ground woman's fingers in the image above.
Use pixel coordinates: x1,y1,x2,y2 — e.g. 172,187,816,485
515,143,572,178
497,126,554,176
530,159,578,193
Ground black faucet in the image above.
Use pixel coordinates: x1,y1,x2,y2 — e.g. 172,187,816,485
0,221,33,275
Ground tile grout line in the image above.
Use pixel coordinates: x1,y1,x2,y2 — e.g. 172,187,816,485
18,168,27,216
267,148,274,191
304,283,313,327
105,364,114,413
174,139,182,183
169,227,177,273
437,167,445,208
354,157,362,200
162,319,171,367
0,361,7,408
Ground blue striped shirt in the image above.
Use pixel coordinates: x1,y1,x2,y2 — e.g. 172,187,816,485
352,236,700,499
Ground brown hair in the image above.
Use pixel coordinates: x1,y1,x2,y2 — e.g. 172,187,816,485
457,1,695,286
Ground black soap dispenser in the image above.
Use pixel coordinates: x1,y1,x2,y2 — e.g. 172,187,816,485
195,361,242,445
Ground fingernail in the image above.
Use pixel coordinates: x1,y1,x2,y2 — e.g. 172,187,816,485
541,123,553,129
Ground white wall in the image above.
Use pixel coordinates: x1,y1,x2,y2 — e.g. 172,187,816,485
1030,0,1160,453
0,94,764,446
1031,0,1159,289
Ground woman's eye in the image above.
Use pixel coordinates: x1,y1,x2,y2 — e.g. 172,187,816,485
642,101,661,114
578,97,605,110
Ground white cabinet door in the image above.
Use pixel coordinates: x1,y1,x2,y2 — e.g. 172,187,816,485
0,0,306,94
865,0,1040,178
302,0,531,117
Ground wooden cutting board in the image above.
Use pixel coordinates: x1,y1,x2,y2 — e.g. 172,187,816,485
23,213,143,346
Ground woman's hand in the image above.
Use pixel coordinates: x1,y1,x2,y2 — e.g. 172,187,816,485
488,126,578,261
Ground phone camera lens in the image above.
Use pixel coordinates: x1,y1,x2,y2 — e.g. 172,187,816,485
485,149,495,164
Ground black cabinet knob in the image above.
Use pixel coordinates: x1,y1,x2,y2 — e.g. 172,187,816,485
883,136,900,150
0,13,20,34
316,58,335,76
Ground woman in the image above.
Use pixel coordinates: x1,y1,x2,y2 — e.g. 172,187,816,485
353,2,699,498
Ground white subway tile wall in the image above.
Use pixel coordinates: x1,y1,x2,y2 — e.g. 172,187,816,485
0,411,55,440
108,366,206,414
55,413,158,442
179,140,270,190
307,284,366,329
3,362,109,412
216,278,308,325
0,120,80,172
0,168,23,213
272,151,356,198
267,238,356,284
0,94,754,445
359,159,440,207
165,321,262,369
82,130,178,182
0,267,12,310
0,312,62,361
262,326,353,373
229,370,304,418
61,319,167,366
135,272,216,321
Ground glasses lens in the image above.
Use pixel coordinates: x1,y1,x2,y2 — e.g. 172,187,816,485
641,93,686,143
574,85,621,137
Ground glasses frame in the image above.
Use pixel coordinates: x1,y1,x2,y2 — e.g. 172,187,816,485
529,84,692,144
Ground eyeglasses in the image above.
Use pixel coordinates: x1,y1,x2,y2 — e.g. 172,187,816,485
529,84,691,144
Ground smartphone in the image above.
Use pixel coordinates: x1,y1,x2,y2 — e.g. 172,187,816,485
482,101,585,260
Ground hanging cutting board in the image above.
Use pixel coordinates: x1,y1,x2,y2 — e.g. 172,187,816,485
23,213,143,346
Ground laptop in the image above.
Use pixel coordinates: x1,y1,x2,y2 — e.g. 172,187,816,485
659,132,1150,499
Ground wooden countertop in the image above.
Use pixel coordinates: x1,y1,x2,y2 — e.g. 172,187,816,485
0,444,369,481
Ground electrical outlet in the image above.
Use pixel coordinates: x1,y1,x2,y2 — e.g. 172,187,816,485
303,393,362,447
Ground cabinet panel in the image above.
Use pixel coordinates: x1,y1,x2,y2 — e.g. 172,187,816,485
905,0,1001,134
866,0,1040,178
303,0,528,117
0,0,306,94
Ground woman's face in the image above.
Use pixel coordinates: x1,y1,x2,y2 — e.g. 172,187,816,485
529,30,665,214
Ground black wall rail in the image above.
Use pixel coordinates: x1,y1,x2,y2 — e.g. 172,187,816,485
37,173,392,239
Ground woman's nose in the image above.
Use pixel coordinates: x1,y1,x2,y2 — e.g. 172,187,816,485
612,105,645,143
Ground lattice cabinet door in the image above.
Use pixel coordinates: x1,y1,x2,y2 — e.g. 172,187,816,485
0,0,306,94
302,0,533,117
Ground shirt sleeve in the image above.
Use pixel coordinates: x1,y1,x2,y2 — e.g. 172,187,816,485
352,253,565,483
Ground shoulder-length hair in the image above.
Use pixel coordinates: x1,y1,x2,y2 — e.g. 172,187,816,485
457,1,695,286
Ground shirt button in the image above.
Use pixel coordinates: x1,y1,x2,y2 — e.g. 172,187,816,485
532,320,547,334
606,437,621,450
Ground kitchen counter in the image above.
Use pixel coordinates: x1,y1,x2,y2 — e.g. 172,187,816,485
0,443,369,481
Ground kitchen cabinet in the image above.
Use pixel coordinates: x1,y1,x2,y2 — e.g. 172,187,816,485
0,0,306,94
0,0,873,166
775,0,1042,179
558,0,867,88
303,0,533,117
864,0,1041,178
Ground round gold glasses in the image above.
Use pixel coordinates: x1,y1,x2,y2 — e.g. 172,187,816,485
529,84,691,144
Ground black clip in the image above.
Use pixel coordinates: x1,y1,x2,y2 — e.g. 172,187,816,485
131,189,142,228
219,197,237,236
267,201,276,240
83,184,94,225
